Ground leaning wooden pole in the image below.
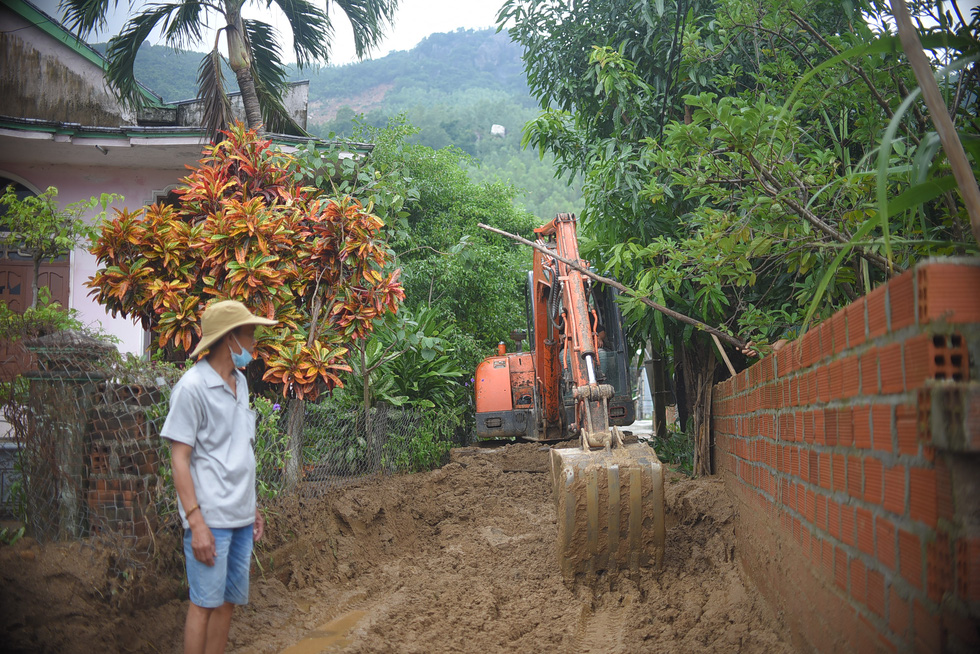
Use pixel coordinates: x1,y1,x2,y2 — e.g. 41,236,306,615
477,222,747,350
891,0,980,244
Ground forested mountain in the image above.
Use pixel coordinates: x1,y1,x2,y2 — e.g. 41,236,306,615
98,29,582,220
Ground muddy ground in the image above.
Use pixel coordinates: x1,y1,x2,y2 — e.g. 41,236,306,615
1,442,794,653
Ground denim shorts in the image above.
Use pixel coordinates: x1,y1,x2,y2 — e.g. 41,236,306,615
183,525,253,608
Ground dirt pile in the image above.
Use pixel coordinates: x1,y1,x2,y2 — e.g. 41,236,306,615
0,442,793,653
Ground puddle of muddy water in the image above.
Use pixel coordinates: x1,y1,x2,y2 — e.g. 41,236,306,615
279,610,367,654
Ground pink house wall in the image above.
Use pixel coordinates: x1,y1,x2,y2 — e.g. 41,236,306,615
0,161,188,354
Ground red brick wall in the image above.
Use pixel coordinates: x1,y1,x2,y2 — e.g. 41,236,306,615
85,385,163,540
713,258,980,653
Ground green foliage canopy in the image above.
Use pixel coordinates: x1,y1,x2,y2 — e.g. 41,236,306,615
503,0,979,354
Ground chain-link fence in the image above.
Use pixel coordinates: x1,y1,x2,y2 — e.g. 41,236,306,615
0,330,466,577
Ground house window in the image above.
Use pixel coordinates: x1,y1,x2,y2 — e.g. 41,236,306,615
153,188,182,209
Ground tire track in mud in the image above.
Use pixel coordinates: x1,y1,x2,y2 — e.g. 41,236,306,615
571,596,631,654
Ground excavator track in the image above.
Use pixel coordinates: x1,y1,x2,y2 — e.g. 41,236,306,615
551,442,666,582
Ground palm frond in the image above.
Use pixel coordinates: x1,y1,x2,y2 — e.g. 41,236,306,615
244,19,308,136
61,0,123,37
266,0,331,66
104,4,180,108
162,0,207,49
197,49,234,142
330,0,400,59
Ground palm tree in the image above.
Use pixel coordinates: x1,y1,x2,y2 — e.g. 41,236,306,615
62,0,399,137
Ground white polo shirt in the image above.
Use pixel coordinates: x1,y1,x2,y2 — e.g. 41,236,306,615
161,359,257,529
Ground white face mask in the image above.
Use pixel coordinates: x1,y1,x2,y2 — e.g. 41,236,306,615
229,334,253,368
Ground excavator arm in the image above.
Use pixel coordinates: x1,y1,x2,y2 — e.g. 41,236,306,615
476,213,665,583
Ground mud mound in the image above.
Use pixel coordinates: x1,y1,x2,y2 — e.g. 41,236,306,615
0,443,793,653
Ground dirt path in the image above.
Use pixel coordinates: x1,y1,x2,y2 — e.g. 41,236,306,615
1,443,794,653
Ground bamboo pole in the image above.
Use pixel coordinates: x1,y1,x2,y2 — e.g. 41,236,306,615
891,0,980,244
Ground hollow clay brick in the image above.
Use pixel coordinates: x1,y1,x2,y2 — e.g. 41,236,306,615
877,516,897,571
889,585,911,640
872,404,894,453
806,488,817,523
829,311,848,355
852,556,868,603
935,457,954,523
895,403,919,456
818,365,832,403
926,532,952,604
858,507,875,555
904,333,971,390
861,348,880,395
878,343,904,395
822,538,834,579
839,407,855,447
820,452,832,490
868,568,886,617
888,269,916,332
816,493,828,531
823,408,837,446
810,410,823,444
909,467,938,528
917,262,980,325
867,284,889,339
776,344,794,379
841,505,857,547
847,456,863,498
777,413,789,442
835,545,848,590
833,454,847,493
956,538,980,602
802,326,823,368
899,528,923,589
883,465,906,515
828,499,841,539
847,299,868,349
853,405,872,449
864,457,883,505
829,359,844,400
842,355,861,399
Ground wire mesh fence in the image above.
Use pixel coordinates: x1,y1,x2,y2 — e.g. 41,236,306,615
0,330,466,578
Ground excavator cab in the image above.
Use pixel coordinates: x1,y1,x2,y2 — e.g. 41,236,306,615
556,282,635,432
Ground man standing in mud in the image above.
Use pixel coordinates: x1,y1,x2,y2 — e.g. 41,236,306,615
161,300,277,654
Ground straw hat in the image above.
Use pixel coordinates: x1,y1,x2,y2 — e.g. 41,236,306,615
189,300,278,358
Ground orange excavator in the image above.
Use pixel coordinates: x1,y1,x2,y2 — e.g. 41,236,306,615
475,213,665,581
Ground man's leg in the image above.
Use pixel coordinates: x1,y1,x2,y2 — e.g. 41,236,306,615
183,528,234,654
204,602,234,654
183,603,212,654
182,602,233,654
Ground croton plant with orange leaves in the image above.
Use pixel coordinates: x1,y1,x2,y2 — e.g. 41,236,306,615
87,123,404,400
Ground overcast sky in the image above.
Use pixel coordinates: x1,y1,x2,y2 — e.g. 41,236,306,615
33,0,507,65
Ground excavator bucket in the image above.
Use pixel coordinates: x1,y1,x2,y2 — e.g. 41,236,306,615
551,442,666,582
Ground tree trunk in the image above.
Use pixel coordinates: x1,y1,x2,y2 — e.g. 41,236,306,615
283,397,305,487
679,337,717,476
225,17,264,132
645,341,668,439
30,256,41,309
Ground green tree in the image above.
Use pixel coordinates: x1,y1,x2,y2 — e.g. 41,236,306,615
87,124,405,485
0,186,117,309
502,0,979,472
64,0,399,137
